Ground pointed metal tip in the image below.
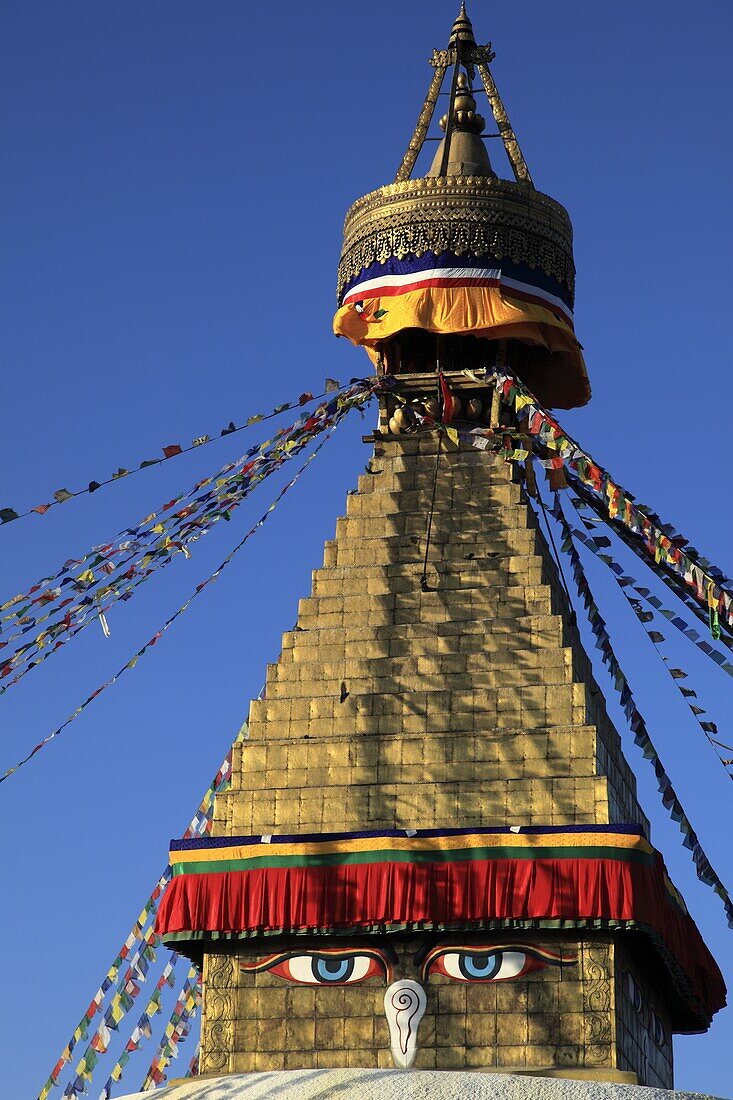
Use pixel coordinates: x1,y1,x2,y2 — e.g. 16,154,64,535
449,1,476,48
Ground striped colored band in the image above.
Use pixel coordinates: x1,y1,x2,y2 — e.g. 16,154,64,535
170,823,647,851
343,270,573,326
339,249,574,316
169,829,655,876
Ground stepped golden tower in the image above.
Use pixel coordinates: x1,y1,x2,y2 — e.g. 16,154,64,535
157,7,724,1091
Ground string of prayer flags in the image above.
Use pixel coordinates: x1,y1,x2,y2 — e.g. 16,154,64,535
0,378,383,696
138,968,201,1092
64,957,180,1098
0,377,345,527
35,887,166,1100
563,493,733,782
566,491,733,680
494,370,733,641
95,960,187,1099
64,933,168,1095
4,427,340,786
35,727,244,1100
1,400,284,629
549,491,733,928
567,472,733,652
2,377,378,638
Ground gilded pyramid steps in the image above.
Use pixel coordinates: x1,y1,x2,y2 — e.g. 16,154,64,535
213,437,647,841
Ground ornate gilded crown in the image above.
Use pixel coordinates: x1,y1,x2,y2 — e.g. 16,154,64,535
333,3,589,411
337,176,576,312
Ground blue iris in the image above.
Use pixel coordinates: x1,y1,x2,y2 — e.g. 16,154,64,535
459,952,501,980
312,956,353,983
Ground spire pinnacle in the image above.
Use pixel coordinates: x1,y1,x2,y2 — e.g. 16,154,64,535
449,2,476,50
393,5,533,187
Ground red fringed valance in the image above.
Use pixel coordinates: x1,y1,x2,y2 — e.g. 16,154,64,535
156,825,725,1026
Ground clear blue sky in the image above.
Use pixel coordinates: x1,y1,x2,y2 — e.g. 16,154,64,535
1,1,732,1096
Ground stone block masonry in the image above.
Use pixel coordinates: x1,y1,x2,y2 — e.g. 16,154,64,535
214,437,646,839
201,436,663,1083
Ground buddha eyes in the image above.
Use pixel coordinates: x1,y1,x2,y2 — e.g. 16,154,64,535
421,944,576,983
273,953,384,985
241,949,388,986
241,944,576,987
625,970,644,1013
424,948,541,982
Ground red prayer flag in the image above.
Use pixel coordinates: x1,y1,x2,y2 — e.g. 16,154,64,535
439,373,454,424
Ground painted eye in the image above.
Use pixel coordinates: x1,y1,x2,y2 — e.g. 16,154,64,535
422,944,575,983
625,970,644,1014
242,951,387,986
649,1008,666,1047
430,950,537,982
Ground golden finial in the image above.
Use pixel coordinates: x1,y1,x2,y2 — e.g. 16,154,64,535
438,72,485,135
449,2,476,49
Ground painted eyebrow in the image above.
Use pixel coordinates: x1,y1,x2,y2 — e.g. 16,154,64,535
240,946,393,974
419,943,578,975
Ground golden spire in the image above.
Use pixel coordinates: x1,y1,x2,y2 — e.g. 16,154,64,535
427,71,495,177
449,2,476,51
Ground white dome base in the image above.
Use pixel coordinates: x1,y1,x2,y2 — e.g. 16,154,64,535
118,1069,727,1100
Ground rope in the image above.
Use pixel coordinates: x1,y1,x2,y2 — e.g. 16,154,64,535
530,467,572,605
1,380,354,528
420,435,443,591
2,430,340,784
553,491,733,927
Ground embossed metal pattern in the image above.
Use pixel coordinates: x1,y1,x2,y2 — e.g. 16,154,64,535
336,177,575,304
584,941,613,1067
476,63,533,186
394,64,447,184
201,953,235,1075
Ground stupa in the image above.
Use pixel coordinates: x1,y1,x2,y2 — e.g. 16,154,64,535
155,6,725,1093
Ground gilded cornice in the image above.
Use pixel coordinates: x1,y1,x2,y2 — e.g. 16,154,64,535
337,176,575,305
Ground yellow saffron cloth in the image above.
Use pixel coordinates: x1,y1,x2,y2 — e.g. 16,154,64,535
333,284,590,409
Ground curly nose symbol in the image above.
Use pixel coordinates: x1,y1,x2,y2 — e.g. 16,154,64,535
384,979,427,1069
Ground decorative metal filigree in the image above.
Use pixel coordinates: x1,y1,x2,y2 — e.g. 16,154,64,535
337,176,575,303
476,62,533,186
583,941,613,1066
200,952,235,1075
395,63,447,183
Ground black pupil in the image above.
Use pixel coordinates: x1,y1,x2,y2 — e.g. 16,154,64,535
459,951,502,980
312,956,354,983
